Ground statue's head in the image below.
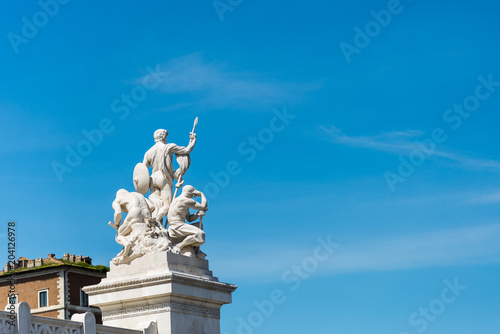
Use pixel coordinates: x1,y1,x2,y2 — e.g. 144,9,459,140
182,185,196,197
154,129,168,143
116,189,129,200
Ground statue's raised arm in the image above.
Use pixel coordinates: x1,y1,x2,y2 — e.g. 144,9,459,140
168,132,197,155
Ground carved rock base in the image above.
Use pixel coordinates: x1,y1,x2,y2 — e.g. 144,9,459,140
84,252,237,334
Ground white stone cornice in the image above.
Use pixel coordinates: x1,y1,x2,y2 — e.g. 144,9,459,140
84,272,237,295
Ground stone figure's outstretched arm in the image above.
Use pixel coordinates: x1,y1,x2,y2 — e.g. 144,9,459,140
199,191,207,210
112,200,123,228
170,133,197,155
189,191,207,211
186,192,206,221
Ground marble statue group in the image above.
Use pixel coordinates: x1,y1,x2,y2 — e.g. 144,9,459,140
109,118,209,265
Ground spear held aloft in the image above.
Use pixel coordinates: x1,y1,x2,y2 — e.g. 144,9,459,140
191,116,198,134
173,117,198,199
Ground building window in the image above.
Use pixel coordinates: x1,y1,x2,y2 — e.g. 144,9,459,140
80,290,89,307
38,289,48,308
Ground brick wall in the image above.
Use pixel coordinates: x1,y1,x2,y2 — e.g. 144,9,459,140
0,271,59,310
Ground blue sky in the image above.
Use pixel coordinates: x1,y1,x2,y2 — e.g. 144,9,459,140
1,0,500,333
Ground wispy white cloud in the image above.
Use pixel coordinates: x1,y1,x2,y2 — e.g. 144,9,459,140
331,223,500,273
467,191,500,204
319,125,424,153
142,53,322,111
319,126,500,170
215,223,500,283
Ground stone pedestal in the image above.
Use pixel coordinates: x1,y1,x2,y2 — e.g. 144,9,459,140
84,252,237,334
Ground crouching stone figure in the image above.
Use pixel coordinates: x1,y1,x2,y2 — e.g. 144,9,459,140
167,185,207,258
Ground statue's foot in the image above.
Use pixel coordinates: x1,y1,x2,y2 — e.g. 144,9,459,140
172,246,181,254
179,246,198,257
180,247,193,257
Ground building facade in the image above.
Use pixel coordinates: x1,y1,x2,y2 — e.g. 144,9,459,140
0,253,107,323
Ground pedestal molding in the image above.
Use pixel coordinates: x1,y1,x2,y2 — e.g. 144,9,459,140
85,272,237,294
102,301,221,321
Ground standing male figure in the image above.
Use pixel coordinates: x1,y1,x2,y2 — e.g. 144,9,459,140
143,129,197,222
167,185,207,258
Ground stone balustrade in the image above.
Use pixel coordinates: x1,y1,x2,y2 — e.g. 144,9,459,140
1,303,154,334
